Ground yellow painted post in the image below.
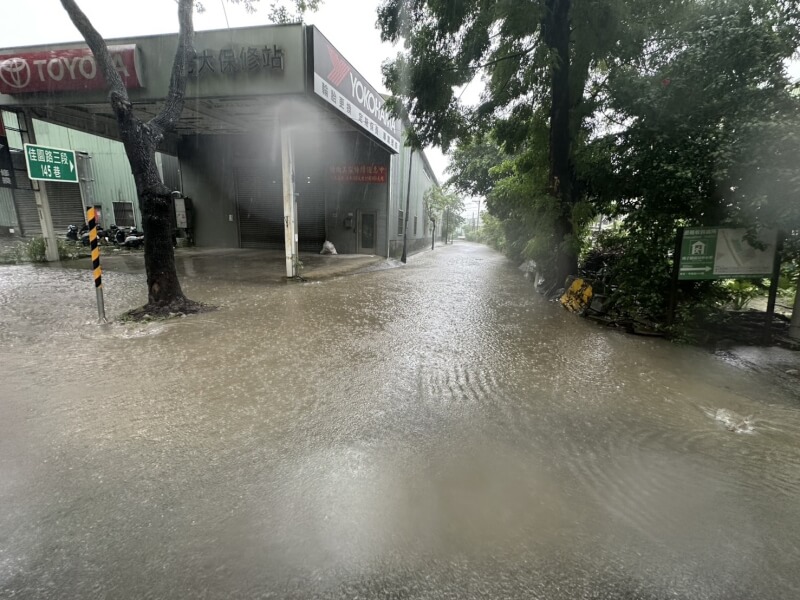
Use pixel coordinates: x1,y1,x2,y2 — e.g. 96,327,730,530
87,207,107,322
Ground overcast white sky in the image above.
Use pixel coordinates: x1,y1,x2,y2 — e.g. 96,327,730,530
0,0,455,183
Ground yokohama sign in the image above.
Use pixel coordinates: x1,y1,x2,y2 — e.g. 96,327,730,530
308,27,401,153
0,45,143,95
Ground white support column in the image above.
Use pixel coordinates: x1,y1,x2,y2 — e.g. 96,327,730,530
22,111,59,262
281,124,298,278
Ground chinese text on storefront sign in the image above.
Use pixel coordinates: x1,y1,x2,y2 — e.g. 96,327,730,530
329,165,387,184
189,45,284,76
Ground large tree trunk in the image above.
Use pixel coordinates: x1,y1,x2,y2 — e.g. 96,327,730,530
60,0,199,316
543,0,578,289
142,191,185,306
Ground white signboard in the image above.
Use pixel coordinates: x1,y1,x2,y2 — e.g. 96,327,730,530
309,27,401,153
713,228,777,277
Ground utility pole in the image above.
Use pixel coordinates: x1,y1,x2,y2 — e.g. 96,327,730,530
400,148,414,264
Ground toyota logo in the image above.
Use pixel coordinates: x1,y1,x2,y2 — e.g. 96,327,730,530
0,58,31,90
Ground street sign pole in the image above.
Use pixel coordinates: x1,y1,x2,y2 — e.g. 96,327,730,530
763,231,784,344
667,227,684,327
21,111,59,261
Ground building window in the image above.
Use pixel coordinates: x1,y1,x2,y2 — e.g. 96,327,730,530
413,216,418,236
113,201,135,227
398,209,404,236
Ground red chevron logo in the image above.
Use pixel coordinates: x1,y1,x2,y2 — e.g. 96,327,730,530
326,44,351,87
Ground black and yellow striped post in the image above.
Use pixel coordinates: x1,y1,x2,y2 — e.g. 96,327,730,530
87,207,107,322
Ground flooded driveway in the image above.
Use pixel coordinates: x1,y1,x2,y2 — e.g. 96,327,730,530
1,242,799,599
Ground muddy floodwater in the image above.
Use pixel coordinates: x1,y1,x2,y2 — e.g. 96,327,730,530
1,242,799,599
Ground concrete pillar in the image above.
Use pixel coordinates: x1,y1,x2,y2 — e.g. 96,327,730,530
22,111,59,262
281,124,298,278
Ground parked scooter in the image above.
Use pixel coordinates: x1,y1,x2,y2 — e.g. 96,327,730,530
122,227,145,249
107,224,127,245
105,224,144,248
65,224,108,245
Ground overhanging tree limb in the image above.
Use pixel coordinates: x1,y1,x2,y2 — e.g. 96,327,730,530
151,0,194,132
59,0,129,115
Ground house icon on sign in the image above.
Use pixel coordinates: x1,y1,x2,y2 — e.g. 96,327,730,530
692,241,706,255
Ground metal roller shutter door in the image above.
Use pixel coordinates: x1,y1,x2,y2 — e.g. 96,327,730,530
234,164,284,249
46,181,85,232
294,138,326,252
296,171,326,252
13,188,40,236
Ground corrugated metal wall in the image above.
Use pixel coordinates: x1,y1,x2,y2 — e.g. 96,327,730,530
388,139,438,257
33,120,140,229
31,120,179,231
0,187,19,230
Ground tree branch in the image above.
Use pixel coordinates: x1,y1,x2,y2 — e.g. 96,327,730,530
60,0,130,114
151,0,195,132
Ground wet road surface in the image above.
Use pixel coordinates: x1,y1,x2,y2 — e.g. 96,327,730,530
1,242,799,599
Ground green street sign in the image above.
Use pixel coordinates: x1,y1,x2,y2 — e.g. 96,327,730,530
678,227,777,280
679,228,718,280
24,143,78,183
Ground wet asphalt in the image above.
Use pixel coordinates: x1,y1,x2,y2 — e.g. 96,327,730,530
1,242,799,599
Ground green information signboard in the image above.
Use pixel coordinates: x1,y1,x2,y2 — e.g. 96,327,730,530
24,143,78,183
678,227,777,280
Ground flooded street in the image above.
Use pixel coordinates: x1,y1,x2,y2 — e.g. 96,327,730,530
1,242,799,599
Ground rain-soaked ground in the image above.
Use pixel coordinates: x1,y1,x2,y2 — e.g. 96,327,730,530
1,242,799,599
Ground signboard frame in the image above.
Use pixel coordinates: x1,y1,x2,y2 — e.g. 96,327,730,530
669,226,784,342
24,142,79,183
678,227,778,281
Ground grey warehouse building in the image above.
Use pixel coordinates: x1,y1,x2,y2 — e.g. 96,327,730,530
0,24,440,270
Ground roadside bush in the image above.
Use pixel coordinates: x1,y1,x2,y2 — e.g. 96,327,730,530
584,227,733,335
16,237,75,262
23,237,48,262
723,280,763,310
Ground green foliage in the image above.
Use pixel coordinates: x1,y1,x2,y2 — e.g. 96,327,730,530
723,280,762,311
194,1,322,23
466,213,507,252
423,184,465,245
383,0,800,331
575,0,800,328
23,237,47,262
265,0,322,23
15,237,71,262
